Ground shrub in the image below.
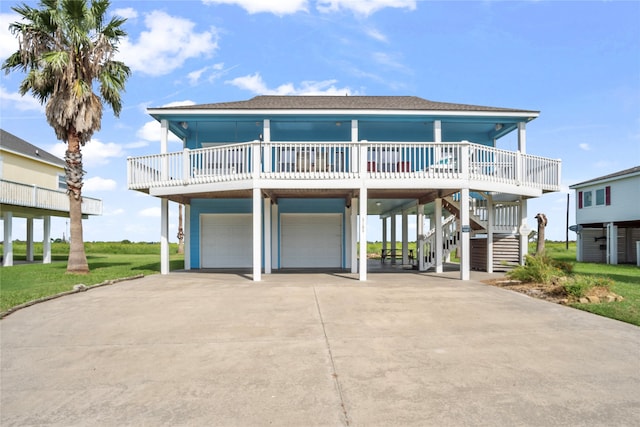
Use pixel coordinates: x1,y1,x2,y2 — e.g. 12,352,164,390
506,254,565,284
564,275,613,298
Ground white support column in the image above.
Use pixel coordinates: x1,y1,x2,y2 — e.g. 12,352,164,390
272,203,279,270
435,198,443,273
390,214,397,265
607,222,618,265
3,211,13,267
417,204,424,270
402,210,409,265
517,121,527,153
486,195,494,273
460,188,471,280
263,119,271,172
43,216,51,264
519,198,529,265
359,187,368,281
160,199,169,275
184,205,191,270
26,217,34,262
382,217,387,262
264,197,272,274
160,119,170,275
252,188,262,281
434,120,442,143
350,201,357,273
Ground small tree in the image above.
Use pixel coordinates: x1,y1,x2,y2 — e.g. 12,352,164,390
3,0,130,273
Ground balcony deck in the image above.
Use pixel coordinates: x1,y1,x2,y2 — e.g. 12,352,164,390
128,141,561,203
0,179,102,217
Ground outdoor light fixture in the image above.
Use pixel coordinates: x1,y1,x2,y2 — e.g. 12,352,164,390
180,121,189,129
376,202,381,206
495,123,503,131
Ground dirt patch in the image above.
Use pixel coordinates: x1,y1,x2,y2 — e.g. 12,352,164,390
483,279,623,305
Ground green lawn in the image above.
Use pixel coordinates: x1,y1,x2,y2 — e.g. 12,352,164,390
536,242,640,326
1,242,183,313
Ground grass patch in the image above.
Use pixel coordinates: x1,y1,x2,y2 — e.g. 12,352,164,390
1,244,183,313
518,242,640,326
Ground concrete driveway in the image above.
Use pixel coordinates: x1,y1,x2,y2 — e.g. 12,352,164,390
1,271,639,426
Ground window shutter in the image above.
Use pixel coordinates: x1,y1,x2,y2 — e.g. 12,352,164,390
578,191,583,209
605,186,611,205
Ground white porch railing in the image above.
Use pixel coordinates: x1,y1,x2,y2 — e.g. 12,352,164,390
422,215,458,271
0,179,102,216
127,141,562,192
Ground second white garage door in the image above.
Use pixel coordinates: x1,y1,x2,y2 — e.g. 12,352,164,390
280,213,342,268
201,214,252,268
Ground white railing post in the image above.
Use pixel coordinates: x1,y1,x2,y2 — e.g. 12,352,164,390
183,148,190,183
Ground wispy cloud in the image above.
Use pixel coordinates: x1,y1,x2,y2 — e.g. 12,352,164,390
317,0,416,16
0,86,45,112
579,143,591,151
202,0,308,15
48,138,125,168
227,72,355,95
139,207,161,217
84,176,118,192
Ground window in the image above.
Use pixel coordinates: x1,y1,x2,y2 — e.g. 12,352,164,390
57,174,67,190
578,186,611,209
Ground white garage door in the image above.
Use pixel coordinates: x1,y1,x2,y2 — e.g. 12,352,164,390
201,214,252,268
281,213,342,268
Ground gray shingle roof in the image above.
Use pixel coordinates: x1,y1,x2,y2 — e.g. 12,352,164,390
0,129,65,167
570,166,640,188
152,95,539,114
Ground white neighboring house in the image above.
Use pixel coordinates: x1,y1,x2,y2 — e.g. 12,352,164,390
570,166,640,264
0,129,102,266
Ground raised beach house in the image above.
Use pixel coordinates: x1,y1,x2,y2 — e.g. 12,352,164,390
1,129,102,266
127,96,561,280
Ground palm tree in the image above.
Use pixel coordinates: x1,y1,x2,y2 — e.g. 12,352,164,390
3,0,130,273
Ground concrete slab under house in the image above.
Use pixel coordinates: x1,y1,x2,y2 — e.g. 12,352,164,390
127,95,562,281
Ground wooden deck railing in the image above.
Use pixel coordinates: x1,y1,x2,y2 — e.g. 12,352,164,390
0,179,102,215
127,141,562,192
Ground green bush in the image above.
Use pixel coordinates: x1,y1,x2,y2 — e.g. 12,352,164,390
506,254,565,284
564,275,613,298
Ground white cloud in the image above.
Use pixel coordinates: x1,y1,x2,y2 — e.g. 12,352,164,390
139,207,161,217
317,0,416,16
579,143,591,151
48,138,125,168
227,72,354,95
84,176,117,192
137,100,196,143
105,208,125,216
187,62,228,85
113,8,138,20
117,11,219,76
203,0,308,15
372,51,411,73
0,86,45,112
365,27,388,43
0,12,20,59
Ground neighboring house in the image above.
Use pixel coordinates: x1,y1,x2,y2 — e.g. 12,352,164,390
0,129,102,266
570,166,640,264
127,95,562,281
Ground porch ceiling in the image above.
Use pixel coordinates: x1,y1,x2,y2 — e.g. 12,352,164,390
161,188,456,216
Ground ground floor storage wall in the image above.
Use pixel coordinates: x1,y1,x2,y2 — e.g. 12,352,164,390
470,234,520,272
188,198,348,270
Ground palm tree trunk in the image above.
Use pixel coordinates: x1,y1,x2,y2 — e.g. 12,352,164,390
66,129,89,273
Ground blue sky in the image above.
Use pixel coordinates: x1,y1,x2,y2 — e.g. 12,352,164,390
1,0,639,243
